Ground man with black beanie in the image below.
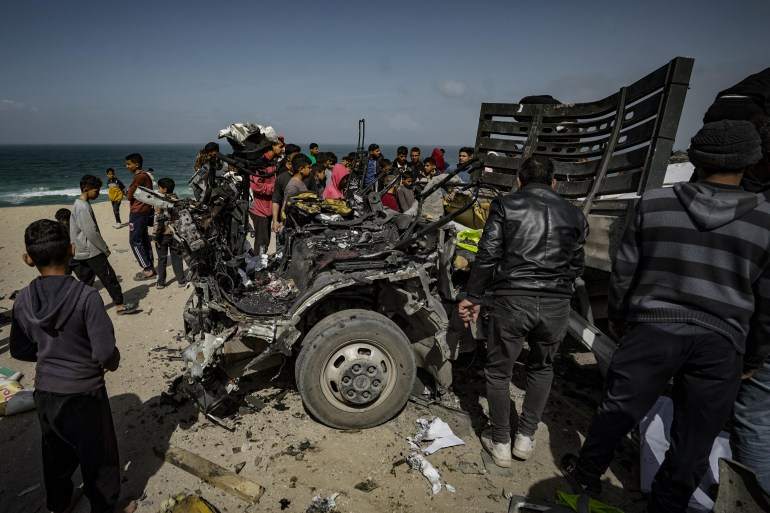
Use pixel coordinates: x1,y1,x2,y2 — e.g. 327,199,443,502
562,120,770,513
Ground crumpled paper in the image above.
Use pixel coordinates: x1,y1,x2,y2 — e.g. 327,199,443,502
408,417,465,455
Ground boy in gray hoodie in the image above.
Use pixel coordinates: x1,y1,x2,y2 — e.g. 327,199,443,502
10,219,136,513
70,174,136,314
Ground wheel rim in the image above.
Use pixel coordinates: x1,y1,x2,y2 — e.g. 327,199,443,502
319,339,399,413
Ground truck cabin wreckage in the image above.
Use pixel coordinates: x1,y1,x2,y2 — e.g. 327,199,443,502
136,57,693,430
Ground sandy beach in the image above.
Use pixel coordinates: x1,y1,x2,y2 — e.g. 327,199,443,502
0,200,643,513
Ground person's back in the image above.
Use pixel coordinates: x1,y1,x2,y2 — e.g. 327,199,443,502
10,219,134,513
468,177,587,298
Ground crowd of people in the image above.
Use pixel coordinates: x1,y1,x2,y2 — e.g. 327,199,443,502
8,66,770,513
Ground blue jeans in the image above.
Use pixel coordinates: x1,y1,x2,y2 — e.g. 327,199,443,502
485,295,570,442
731,355,770,494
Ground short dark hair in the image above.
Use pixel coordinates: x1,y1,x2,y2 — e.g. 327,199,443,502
106,167,115,174
311,163,326,175
368,143,379,152
54,208,71,222
204,141,219,153
397,146,408,155
25,219,71,267
158,177,176,193
291,153,312,172
309,143,318,150
459,147,474,155
125,153,143,167
423,157,436,166
285,143,301,156
324,152,338,165
379,159,392,169
517,156,554,186
410,147,421,154
402,170,415,180
80,174,103,192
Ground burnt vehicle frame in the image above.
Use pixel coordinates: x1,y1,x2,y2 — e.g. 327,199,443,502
165,57,693,430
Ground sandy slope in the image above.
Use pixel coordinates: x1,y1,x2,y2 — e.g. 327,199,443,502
0,200,644,513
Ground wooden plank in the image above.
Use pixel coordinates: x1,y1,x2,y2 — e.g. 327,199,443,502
154,445,265,504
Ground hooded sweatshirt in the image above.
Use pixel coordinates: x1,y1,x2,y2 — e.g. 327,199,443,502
608,182,770,368
10,275,119,393
323,164,350,199
71,198,110,260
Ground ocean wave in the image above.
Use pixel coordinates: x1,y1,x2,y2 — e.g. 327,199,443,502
0,187,95,205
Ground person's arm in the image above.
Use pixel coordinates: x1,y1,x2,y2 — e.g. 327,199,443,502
84,291,120,371
75,202,110,255
465,198,505,301
9,305,37,362
251,175,275,195
607,200,643,323
272,202,283,232
744,265,770,373
569,213,589,280
126,175,139,202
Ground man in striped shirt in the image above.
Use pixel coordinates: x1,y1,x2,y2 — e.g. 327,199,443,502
562,120,769,513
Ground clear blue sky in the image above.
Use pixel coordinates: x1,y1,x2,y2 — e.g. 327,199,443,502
1,0,768,150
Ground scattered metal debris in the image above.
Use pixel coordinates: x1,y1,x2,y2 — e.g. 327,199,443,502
406,452,454,494
17,483,40,496
305,492,340,513
354,479,379,492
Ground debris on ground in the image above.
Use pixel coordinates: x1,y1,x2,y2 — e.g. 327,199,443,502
17,483,40,496
154,445,265,504
458,460,485,475
159,493,221,513
354,478,379,492
279,498,291,510
406,451,454,494
408,417,465,455
305,492,340,513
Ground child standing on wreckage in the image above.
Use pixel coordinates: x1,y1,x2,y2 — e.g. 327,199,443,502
10,219,137,513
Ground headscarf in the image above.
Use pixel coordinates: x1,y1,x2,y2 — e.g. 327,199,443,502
431,148,447,172
323,164,350,199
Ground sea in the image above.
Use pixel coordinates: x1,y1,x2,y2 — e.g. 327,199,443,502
0,144,462,208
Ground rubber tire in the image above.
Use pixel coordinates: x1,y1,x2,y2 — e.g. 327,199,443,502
295,309,416,429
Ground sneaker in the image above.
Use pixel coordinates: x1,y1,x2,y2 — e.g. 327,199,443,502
512,433,536,461
113,222,122,229
177,281,187,288
560,453,602,496
480,428,512,468
156,282,166,290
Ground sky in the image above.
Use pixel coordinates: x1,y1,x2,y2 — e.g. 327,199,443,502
1,0,768,150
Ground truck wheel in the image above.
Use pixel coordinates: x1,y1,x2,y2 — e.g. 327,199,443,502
295,309,416,429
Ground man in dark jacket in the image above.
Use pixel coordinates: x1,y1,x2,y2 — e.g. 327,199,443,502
458,155,588,467
562,120,770,513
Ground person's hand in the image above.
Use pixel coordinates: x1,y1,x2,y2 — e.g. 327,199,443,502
272,220,283,233
608,320,627,342
742,368,757,380
458,299,481,328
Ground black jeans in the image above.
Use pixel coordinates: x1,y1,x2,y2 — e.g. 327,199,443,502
111,201,121,224
485,295,570,443
34,387,121,513
156,236,185,285
73,253,123,306
576,322,742,513
249,212,272,255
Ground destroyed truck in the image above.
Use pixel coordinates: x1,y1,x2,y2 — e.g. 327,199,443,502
159,57,694,430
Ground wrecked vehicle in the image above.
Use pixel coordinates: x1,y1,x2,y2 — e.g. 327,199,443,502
156,57,693,430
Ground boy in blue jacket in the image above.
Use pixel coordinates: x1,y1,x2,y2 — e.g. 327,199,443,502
10,219,136,513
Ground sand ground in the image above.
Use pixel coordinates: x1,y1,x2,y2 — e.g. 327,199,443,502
0,200,645,513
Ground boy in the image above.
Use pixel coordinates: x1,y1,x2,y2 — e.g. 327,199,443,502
396,171,416,212
311,163,327,196
10,219,136,513
250,139,282,255
71,175,137,314
55,207,95,286
152,178,185,289
106,168,126,228
283,154,313,209
125,153,156,281
381,174,399,211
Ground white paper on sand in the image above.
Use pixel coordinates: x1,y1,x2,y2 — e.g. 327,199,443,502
639,396,731,512
408,417,465,455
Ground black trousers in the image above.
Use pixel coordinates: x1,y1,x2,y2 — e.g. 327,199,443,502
34,387,121,513
249,212,272,255
72,253,123,305
576,322,742,513
111,201,121,224
485,295,570,442
156,236,185,285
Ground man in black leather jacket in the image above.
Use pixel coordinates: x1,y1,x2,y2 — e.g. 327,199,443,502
459,155,588,467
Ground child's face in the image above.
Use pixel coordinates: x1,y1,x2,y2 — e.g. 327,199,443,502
106,171,115,179
86,187,100,200
403,177,414,187
298,164,312,178
458,151,472,164
315,170,326,181
158,186,168,195
125,160,139,173
424,162,436,175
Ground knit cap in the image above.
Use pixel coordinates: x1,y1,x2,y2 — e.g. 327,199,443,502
687,120,762,172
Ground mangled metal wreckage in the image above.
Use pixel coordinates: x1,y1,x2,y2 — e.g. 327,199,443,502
146,56,694,430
